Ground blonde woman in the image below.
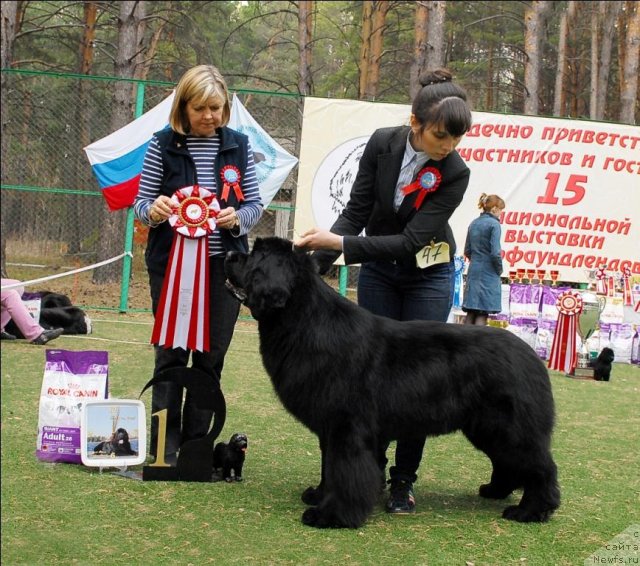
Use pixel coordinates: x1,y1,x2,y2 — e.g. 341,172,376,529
462,193,506,326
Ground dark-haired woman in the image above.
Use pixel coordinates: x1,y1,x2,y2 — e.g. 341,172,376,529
295,69,473,515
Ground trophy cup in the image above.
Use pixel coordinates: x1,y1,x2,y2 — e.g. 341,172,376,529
573,291,607,379
550,270,560,286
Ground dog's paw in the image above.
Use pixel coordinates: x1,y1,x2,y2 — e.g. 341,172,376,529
479,483,513,499
301,486,323,505
224,477,234,483
234,476,243,482
502,504,552,523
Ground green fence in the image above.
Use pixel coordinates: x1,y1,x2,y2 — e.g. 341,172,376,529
1,69,357,311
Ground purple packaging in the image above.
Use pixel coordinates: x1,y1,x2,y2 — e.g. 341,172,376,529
36,350,109,464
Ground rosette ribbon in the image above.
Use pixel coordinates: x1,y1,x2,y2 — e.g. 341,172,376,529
402,166,441,210
453,255,466,308
548,291,583,374
150,185,220,352
595,266,607,295
219,165,244,203
622,266,632,306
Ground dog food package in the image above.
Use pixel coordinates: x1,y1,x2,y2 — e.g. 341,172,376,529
509,284,542,325
540,286,571,322
631,329,640,365
534,319,556,360
608,323,634,364
36,349,109,464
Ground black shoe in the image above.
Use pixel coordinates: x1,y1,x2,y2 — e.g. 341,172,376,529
1,331,17,340
31,328,64,345
386,479,416,514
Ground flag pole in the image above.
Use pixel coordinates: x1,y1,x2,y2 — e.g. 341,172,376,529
119,82,145,312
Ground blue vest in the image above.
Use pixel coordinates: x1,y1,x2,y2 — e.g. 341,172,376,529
145,127,250,275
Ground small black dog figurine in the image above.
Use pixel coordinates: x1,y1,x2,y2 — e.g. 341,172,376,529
590,347,615,381
213,433,248,482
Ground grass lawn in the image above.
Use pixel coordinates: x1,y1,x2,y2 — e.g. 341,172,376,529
1,311,639,565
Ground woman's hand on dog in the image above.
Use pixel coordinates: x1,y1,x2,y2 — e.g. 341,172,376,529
294,227,343,251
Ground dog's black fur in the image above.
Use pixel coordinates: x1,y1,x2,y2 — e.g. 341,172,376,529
6,291,91,337
590,347,615,381
224,237,560,529
213,433,248,482
93,428,137,457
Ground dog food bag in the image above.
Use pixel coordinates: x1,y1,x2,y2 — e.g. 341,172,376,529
608,323,634,364
631,329,639,365
509,283,542,325
36,349,109,464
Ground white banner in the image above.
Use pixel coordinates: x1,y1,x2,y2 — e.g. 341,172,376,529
295,97,640,282
229,94,298,208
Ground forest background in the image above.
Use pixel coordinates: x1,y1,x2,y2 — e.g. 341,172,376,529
1,0,639,288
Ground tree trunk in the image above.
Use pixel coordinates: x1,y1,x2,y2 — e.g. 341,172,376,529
425,1,446,70
409,1,429,100
66,2,98,256
523,1,551,115
553,1,575,116
620,0,640,124
1,1,22,278
298,0,314,95
360,1,390,100
358,1,373,99
93,0,146,284
591,1,622,120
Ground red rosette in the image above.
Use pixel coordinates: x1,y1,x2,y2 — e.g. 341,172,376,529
556,291,583,316
402,166,442,210
220,165,244,202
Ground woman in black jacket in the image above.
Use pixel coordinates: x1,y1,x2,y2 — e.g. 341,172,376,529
296,68,472,514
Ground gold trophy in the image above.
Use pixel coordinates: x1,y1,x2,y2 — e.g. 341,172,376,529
573,291,607,379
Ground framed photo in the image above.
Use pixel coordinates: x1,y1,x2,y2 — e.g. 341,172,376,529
80,399,146,467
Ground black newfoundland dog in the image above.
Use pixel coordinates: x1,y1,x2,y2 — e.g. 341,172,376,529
225,237,560,529
5,290,91,337
213,433,248,482
590,347,615,381
93,428,137,457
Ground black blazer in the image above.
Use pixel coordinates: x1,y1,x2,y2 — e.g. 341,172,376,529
314,125,470,273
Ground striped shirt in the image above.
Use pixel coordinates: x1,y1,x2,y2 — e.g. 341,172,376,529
393,132,430,211
134,133,263,257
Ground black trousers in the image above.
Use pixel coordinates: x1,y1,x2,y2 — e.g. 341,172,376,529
148,256,240,459
358,260,455,484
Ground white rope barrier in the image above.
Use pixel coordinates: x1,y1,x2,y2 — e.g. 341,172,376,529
1,252,133,291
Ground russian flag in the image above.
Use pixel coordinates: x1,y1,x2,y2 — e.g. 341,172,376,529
84,91,175,211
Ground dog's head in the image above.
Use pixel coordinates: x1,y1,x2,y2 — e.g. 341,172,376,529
225,237,313,320
597,347,615,364
113,428,130,446
229,433,248,453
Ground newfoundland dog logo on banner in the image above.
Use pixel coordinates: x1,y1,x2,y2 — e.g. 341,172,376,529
311,136,369,229
229,94,298,208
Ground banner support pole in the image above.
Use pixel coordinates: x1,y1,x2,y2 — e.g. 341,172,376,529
119,82,145,313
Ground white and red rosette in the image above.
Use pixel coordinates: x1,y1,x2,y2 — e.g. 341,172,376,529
151,185,220,352
595,265,608,295
402,166,441,210
621,266,632,306
548,290,583,374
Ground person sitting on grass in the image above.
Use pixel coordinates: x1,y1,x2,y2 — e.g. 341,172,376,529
1,279,63,345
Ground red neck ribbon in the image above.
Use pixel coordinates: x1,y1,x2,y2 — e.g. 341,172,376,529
402,166,442,210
